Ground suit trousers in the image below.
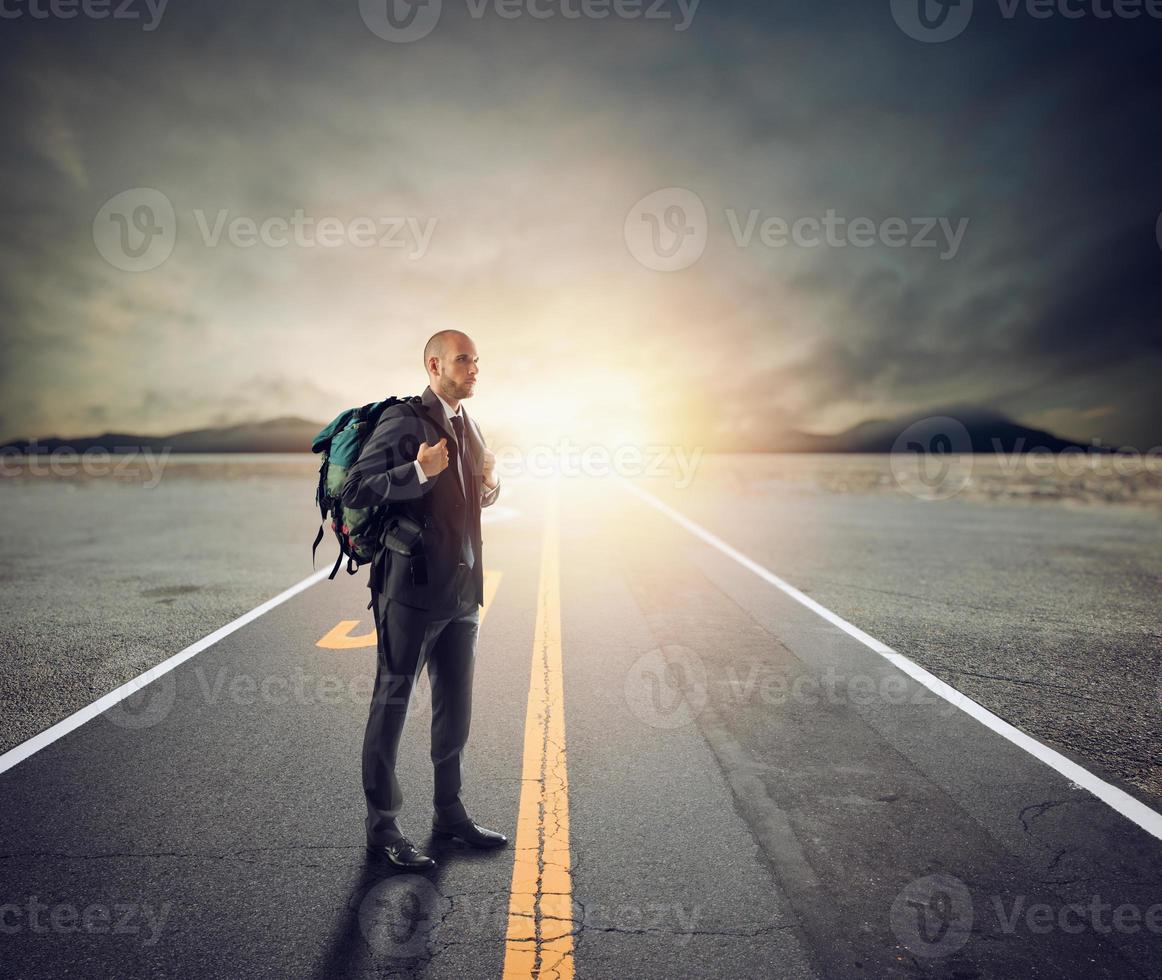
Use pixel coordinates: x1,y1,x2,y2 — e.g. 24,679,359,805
363,562,480,845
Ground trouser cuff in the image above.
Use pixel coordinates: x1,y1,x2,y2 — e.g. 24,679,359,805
433,799,469,825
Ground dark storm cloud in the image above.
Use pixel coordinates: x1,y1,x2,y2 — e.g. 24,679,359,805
675,2,1162,443
0,0,1159,445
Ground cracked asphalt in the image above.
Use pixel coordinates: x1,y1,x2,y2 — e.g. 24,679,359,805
1,463,1161,978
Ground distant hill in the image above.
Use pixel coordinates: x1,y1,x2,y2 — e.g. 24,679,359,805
0,416,323,454
0,406,1093,455
760,407,1089,454
703,406,1095,454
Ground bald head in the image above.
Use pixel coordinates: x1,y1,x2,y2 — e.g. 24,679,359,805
423,329,471,366
423,330,479,407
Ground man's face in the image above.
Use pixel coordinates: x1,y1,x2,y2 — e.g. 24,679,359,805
433,337,479,401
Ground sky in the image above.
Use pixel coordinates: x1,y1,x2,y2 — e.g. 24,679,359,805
1,0,1160,451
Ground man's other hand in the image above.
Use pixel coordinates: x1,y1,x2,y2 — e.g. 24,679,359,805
482,447,498,489
418,438,450,478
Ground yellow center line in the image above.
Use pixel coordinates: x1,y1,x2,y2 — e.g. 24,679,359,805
503,486,575,980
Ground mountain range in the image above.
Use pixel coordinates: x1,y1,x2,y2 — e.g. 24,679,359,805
727,407,1090,454
0,416,321,455
0,407,1092,455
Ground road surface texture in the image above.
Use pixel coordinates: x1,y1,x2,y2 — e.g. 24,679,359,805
1,459,1160,977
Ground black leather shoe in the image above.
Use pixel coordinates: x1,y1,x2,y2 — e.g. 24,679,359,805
366,838,438,871
432,818,508,849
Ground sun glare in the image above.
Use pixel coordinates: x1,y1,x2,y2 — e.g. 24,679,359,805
482,371,653,453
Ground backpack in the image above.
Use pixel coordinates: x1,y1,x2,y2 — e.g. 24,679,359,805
310,394,424,580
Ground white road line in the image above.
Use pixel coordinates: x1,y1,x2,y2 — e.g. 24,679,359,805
621,479,1162,844
0,567,333,776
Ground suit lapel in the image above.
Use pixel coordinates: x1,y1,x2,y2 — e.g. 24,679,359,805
420,386,456,444
420,385,469,503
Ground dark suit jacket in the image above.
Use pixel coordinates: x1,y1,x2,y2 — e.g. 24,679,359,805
340,385,500,614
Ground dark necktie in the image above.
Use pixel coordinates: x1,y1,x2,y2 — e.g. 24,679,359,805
450,414,475,569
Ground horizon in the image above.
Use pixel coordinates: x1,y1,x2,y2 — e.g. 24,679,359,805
5,400,1149,453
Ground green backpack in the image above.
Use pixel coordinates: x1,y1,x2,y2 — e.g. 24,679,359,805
310,394,423,580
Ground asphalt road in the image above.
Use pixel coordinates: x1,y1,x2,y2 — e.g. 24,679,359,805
636,455,1162,809
1,472,1160,979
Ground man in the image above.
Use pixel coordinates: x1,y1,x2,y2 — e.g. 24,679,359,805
340,329,506,871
